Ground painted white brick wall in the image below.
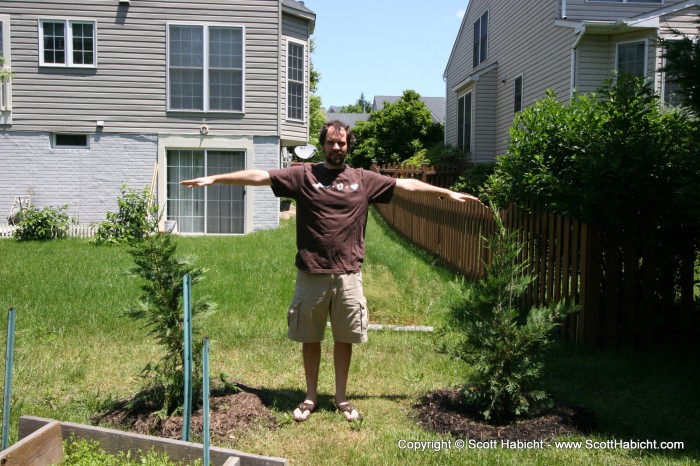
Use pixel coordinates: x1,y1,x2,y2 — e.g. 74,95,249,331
1,132,282,232
0,132,157,225
252,136,281,231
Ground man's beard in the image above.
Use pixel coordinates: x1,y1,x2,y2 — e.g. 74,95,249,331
325,152,345,168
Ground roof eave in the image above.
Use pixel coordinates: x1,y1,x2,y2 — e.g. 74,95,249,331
282,4,316,34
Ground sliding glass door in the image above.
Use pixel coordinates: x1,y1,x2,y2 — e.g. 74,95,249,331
166,149,245,234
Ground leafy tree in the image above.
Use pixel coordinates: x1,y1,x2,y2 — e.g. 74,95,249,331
349,90,444,168
487,76,700,228
339,92,372,113
308,39,326,149
445,204,576,423
0,56,13,82
659,20,700,114
125,220,214,416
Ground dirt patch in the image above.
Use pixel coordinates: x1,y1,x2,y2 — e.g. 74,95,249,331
93,388,278,441
414,388,595,442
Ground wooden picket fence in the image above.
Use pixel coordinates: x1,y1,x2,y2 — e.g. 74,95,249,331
373,190,698,348
370,161,470,189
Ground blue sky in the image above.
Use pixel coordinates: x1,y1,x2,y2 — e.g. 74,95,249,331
301,0,468,108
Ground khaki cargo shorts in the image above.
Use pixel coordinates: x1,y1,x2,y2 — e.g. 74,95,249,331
287,270,368,344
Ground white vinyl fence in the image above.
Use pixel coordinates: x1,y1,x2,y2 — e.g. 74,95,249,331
0,224,97,239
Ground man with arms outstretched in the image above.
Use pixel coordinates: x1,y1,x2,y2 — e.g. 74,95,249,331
181,120,477,422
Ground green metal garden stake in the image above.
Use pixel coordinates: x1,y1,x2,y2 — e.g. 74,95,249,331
2,308,17,450
182,274,193,442
202,336,210,466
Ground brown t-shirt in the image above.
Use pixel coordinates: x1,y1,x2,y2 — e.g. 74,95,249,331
269,163,396,273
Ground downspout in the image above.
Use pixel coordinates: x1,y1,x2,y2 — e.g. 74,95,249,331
277,1,283,158
570,25,586,100
443,74,448,145
562,0,567,19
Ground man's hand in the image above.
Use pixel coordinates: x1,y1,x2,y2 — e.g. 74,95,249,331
180,176,215,188
447,191,481,203
394,178,481,203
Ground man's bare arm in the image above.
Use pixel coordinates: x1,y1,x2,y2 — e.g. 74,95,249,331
394,178,480,203
180,169,272,188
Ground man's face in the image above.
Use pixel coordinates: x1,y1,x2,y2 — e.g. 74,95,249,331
323,127,348,168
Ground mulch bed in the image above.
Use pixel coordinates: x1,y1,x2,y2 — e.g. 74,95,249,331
92,389,278,442
414,388,596,442
94,385,595,445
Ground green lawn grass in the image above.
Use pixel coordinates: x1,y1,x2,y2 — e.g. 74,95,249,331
0,210,697,465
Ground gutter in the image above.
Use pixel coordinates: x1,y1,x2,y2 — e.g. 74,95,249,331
573,24,586,50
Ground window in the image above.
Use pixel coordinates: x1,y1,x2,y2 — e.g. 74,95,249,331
457,92,472,154
287,41,305,121
473,11,488,69
616,40,646,77
39,19,96,67
514,75,523,113
168,24,244,112
52,133,89,148
167,149,245,234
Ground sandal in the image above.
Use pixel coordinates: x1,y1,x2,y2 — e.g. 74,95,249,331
336,401,362,422
292,401,315,422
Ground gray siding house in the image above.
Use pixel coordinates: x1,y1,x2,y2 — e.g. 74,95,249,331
0,0,315,234
444,0,699,163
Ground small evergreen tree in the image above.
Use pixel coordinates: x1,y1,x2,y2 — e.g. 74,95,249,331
447,204,576,423
125,222,214,416
339,93,372,113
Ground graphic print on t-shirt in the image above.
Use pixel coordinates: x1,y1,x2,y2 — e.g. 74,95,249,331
312,181,359,192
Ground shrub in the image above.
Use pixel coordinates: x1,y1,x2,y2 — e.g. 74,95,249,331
13,205,71,241
488,75,700,228
451,162,496,198
445,205,576,423
125,223,214,416
92,185,154,244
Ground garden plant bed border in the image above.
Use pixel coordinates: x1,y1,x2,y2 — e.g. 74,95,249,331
16,416,287,466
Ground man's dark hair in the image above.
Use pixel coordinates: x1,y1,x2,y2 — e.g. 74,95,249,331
320,120,355,151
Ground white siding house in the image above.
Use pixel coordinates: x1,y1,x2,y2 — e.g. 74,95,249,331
0,0,315,234
444,0,700,162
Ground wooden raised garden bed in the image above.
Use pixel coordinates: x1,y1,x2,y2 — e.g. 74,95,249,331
0,415,287,466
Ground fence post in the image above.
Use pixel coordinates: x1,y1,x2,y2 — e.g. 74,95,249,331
182,274,193,442
420,163,429,183
202,336,210,466
2,308,17,450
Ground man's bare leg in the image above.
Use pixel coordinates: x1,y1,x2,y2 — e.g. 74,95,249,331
293,342,320,421
334,342,360,421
